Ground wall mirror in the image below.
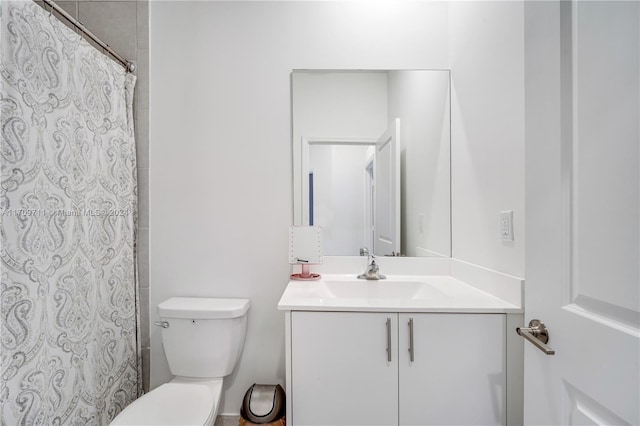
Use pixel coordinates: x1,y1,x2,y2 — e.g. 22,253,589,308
292,70,451,257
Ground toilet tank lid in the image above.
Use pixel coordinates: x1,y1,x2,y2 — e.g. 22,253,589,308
158,297,250,319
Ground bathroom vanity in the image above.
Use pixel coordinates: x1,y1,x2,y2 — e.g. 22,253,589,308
278,264,524,426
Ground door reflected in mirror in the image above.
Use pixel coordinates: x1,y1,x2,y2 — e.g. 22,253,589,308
292,70,451,257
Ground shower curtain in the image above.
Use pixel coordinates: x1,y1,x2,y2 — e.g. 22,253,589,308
0,2,140,424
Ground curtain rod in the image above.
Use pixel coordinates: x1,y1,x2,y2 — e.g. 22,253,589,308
40,0,136,73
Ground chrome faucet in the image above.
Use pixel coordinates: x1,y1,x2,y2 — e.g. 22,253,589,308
358,253,386,280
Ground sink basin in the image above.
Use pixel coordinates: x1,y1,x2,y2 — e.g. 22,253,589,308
321,280,444,300
277,273,523,313
318,280,446,300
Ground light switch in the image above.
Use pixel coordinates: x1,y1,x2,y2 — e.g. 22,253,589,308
500,210,514,241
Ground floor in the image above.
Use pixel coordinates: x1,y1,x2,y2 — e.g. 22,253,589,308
215,415,240,426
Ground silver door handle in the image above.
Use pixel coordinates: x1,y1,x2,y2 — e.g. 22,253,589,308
408,318,415,362
386,318,391,362
517,319,555,355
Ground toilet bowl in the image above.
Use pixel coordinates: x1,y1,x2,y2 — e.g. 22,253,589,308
111,297,250,426
111,378,223,425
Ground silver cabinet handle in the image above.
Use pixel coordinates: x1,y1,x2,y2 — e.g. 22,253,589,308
154,321,169,328
408,318,415,362
517,319,555,355
386,318,392,362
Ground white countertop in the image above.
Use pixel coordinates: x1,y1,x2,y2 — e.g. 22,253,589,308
277,274,522,313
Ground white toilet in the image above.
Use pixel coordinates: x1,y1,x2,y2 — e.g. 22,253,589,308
111,297,250,426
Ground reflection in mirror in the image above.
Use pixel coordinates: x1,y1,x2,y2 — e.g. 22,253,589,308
292,70,451,258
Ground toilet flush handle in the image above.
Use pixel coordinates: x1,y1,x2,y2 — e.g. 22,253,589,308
154,321,169,328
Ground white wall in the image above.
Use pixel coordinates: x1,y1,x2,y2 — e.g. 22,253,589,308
449,1,525,277
387,70,451,257
150,0,526,415
150,1,449,414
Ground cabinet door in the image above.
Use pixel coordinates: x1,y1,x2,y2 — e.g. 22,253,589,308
398,314,506,425
291,311,398,426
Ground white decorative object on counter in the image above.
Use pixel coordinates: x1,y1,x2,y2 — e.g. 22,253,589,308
289,226,323,280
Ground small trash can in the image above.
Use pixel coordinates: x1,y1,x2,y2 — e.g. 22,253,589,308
239,384,285,426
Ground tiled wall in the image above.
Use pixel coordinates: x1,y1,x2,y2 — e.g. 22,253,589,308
37,0,150,392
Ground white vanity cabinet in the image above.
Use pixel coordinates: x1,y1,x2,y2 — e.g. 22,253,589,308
289,311,506,426
397,313,506,425
291,312,398,426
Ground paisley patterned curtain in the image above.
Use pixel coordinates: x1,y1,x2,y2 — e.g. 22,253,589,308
0,2,140,424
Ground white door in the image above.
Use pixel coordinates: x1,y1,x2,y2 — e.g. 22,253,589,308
374,118,401,256
524,2,639,425
364,157,375,250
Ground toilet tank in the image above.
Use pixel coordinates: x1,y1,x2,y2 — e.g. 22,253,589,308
158,297,250,379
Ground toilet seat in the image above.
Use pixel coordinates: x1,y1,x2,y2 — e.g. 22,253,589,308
110,380,222,425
